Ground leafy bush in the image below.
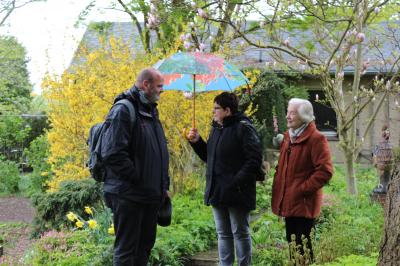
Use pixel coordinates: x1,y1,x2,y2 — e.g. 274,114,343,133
239,71,308,149
27,192,216,266
31,179,103,237
315,167,383,263
252,212,288,265
22,135,52,194
25,230,111,266
0,111,31,162
0,157,21,194
321,253,378,266
149,192,216,265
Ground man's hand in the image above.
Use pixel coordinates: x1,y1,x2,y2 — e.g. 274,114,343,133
187,128,200,143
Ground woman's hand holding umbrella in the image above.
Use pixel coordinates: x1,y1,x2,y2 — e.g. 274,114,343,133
187,128,200,143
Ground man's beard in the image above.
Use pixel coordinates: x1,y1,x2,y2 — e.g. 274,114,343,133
148,93,160,103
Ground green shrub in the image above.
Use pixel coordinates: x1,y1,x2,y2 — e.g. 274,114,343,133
239,71,308,149
31,179,103,237
25,230,111,266
0,157,21,194
149,193,216,265
320,253,378,266
22,134,52,194
252,212,288,265
314,167,383,263
27,192,216,266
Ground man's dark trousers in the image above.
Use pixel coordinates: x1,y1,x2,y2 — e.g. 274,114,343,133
105,193,160,266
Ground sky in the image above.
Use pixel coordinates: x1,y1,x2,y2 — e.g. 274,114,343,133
0,0,131,94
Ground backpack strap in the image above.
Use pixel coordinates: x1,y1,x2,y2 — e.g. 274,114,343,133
115,98,136,131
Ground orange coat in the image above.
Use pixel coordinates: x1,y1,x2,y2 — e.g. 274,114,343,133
271,122,333,218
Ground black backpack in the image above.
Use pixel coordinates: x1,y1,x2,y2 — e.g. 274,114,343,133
87,99,136,182
237,119,267,182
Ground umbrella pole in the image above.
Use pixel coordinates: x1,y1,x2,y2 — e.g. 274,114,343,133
192,74,196,129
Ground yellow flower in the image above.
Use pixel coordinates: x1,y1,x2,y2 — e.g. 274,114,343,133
108,224,115,235
41,172,48,176
87,219,98,229
66,211,77,222
75,220,84,228
84,206,93,215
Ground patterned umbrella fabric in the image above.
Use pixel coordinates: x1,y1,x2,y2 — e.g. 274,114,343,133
154,52,248,127
154,52,249,92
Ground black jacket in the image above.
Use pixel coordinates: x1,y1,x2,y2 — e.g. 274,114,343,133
102,86,170,204
191,113,262,210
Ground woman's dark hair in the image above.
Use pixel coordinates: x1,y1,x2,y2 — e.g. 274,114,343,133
214,92,239,114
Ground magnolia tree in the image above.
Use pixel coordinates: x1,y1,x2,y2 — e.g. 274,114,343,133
183,0,400,195
78,0,400,194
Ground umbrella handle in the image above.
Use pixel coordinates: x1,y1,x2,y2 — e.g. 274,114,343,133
192,74,196,129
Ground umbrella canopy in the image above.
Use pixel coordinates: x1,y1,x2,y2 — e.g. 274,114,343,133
154,52,249,128
154,52,249,92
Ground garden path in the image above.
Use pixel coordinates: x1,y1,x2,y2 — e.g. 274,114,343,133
0,196,35,265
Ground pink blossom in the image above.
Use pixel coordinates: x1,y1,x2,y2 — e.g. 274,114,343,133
184,41,192,50
283,38,290,46
356,32,365,43
191,2,196,8
374,7,380,14
197,8,208,19
199,42,206,51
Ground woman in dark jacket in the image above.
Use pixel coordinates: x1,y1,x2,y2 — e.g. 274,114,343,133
187,92,262,266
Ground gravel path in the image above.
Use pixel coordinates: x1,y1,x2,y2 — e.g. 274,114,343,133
0,196,36,265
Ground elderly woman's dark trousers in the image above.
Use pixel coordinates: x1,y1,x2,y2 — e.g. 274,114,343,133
285,217,315,261
105,193,159,266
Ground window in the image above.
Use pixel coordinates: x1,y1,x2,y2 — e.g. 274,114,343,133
308,90,338,140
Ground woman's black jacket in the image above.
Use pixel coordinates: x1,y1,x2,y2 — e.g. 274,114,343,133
191,113,262,210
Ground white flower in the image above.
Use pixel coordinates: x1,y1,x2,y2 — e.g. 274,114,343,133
183,91,193,99
374,7,380,15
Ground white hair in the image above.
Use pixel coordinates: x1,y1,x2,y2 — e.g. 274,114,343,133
288,98,315,123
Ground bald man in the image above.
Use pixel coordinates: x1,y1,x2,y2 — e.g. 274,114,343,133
101,68,170,265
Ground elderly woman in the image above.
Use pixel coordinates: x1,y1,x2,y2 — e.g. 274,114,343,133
187,92,262,266
271,98,333,260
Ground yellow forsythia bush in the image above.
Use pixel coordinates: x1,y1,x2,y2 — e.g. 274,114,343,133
42,36,222,192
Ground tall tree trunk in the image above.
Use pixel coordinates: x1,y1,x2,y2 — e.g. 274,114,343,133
344,151,357,194
378,166,400,265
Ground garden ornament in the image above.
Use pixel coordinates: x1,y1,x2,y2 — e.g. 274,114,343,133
372,125,394,194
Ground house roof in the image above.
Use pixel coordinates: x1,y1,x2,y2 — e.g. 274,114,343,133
71,21,400,75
